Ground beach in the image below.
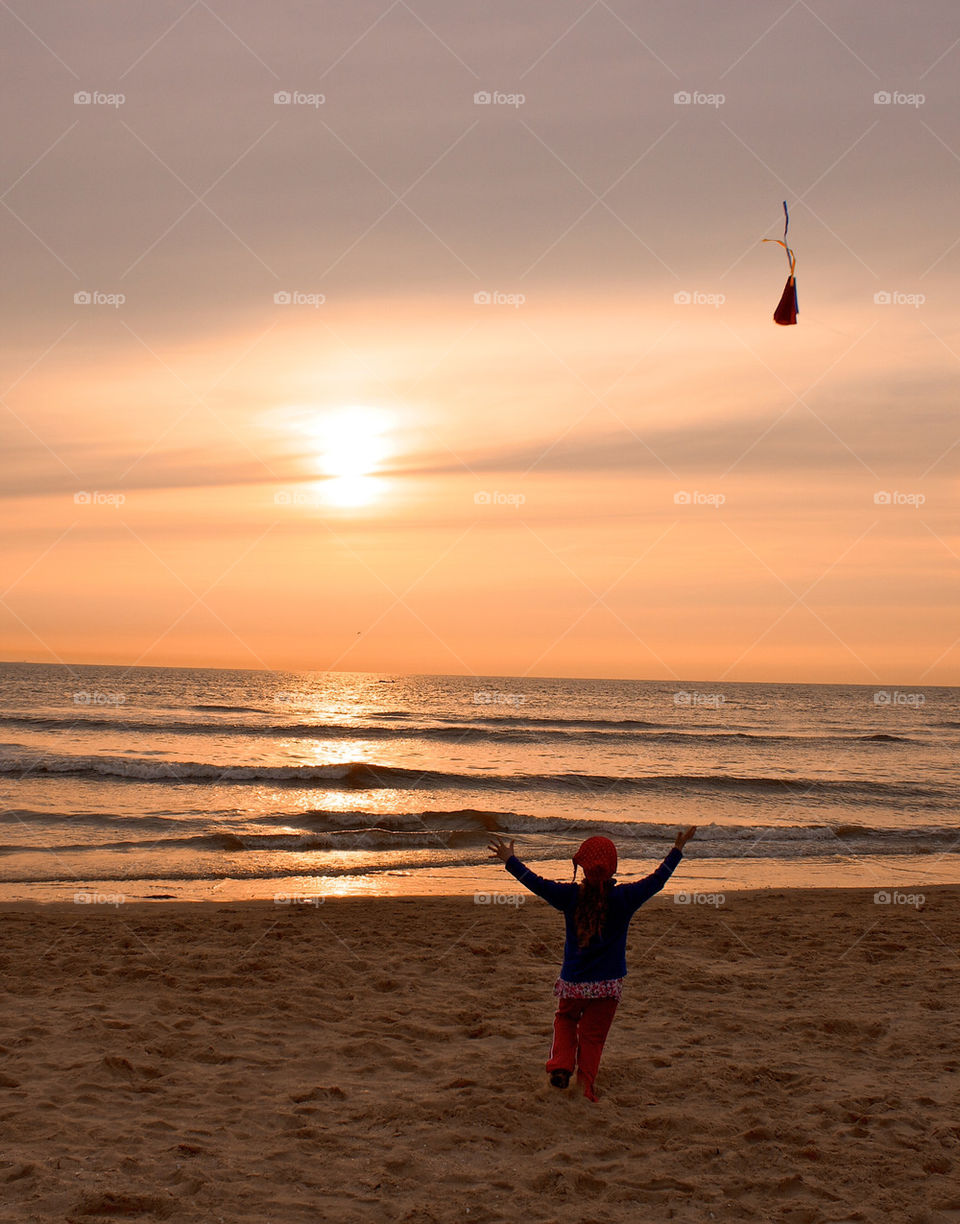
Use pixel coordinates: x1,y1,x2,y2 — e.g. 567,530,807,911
5,0,960,1216
3,885,959,1224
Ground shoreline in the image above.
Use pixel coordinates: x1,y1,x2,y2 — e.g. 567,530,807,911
0,849,956,906
0,878,948,914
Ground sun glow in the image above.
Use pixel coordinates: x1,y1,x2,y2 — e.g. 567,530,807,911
312,407,390,507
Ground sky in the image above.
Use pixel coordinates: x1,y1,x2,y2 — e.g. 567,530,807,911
1,0,959,683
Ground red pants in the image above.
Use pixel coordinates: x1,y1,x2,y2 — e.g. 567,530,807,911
546,996,619,1101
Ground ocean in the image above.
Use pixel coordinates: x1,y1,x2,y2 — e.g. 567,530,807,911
1,663,958,901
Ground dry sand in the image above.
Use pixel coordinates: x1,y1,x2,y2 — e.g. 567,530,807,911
1,886,959,1223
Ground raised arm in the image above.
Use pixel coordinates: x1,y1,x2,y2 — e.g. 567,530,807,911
621,826,696,913
488,835,574,911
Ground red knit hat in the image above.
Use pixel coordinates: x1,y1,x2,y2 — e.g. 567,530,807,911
573,836,617,883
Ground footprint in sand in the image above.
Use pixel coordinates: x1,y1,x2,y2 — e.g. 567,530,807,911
1,1162,36,1184
290,1086,346,1102
71,1191,175,1219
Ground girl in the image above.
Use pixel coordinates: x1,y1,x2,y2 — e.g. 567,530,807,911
488,827,696,1102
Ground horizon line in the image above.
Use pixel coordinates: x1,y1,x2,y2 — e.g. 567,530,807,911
0,659,953,692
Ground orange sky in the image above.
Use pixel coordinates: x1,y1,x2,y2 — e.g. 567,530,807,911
2,2,958,683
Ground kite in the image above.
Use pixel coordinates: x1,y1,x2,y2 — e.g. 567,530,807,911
764,201,798,325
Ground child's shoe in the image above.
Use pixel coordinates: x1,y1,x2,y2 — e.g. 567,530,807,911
549,1069,571,1089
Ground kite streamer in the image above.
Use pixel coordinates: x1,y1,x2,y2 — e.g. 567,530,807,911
764,201,798,325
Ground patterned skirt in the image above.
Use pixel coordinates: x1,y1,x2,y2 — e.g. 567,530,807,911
553,976,624,1001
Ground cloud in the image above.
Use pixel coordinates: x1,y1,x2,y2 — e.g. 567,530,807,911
392,393,960,482
4,379,954,504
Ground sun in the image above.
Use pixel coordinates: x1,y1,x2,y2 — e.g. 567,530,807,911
313,407,390,507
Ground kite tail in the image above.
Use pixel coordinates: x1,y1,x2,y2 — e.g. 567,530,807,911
763,201,798,326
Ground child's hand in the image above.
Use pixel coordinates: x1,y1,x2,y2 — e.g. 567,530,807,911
488,835,515,862
674,826,697,851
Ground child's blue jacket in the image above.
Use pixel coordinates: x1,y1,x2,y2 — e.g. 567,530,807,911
504,848,683,982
